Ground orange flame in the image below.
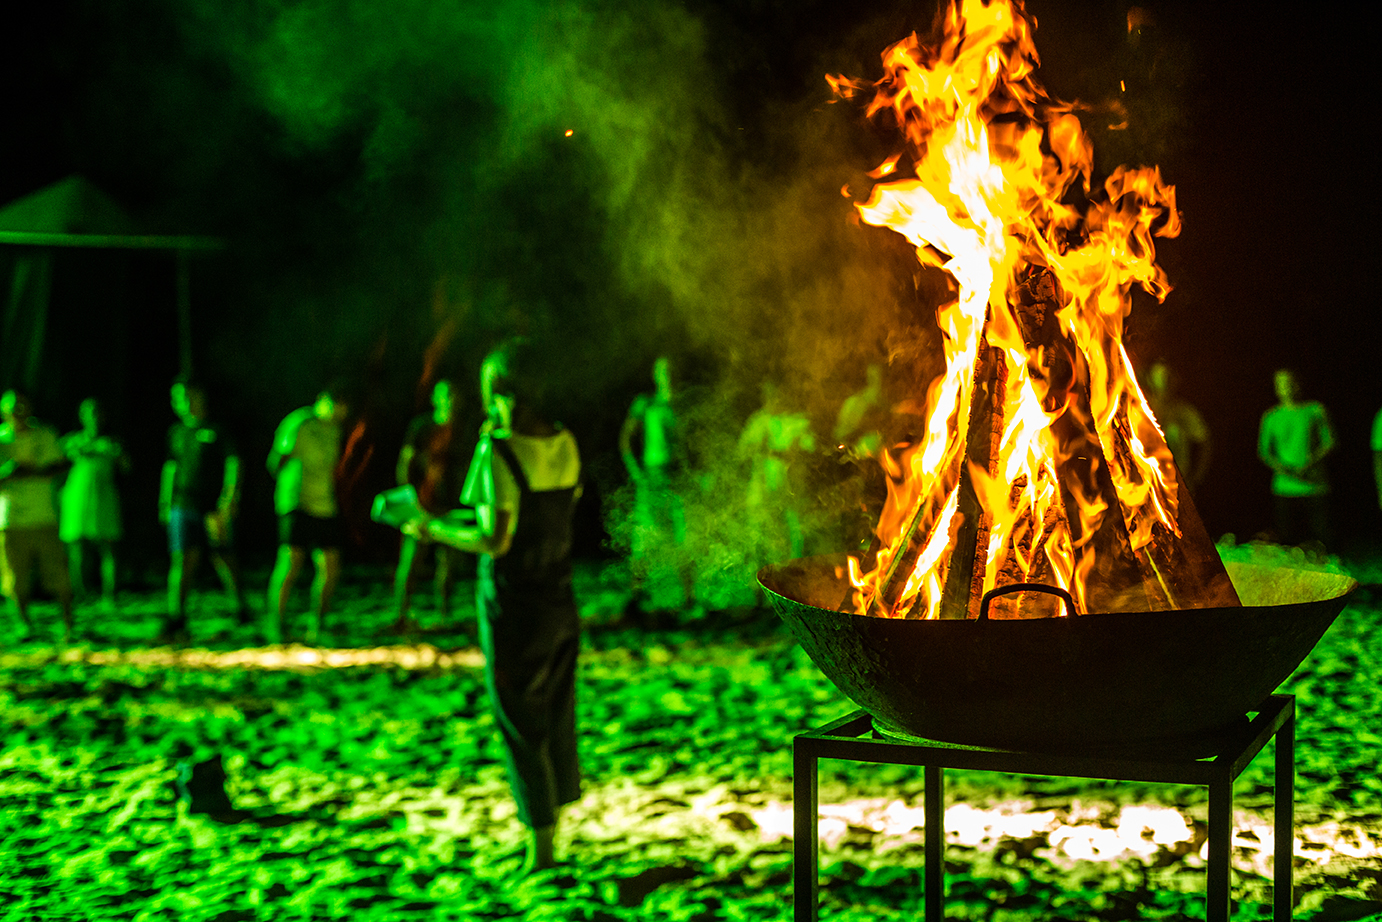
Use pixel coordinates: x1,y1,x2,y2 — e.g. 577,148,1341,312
842,0,1181,618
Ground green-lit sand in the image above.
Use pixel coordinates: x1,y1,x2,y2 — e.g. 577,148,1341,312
3,563,1380,921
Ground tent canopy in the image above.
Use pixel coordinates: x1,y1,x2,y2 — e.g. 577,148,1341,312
1,175,219,389
0,175,221,250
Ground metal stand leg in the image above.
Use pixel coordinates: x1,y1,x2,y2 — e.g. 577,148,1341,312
1208,776,1232,922
1274,704,1295,921
791,697,1293,922
924,764,944,922
794,738,819,922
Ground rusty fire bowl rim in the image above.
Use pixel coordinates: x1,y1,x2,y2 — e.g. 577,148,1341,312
758,553,1358,756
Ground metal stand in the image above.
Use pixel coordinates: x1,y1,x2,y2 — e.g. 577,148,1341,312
793,694,1295,921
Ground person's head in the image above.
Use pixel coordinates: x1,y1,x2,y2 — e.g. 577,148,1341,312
431,378,455,421
314,387,350,425
865,363,883,390
481,339,548,432
1273,368,1300,405
170,378,207,424
78,398,104,433
1147,361,1175,399
1,390,32,427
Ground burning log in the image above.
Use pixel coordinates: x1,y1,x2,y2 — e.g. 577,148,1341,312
842,0,1239,620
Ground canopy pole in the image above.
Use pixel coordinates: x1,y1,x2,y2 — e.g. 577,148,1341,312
176,249,193,378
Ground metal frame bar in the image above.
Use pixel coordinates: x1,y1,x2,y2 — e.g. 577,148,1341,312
793,694,1295,922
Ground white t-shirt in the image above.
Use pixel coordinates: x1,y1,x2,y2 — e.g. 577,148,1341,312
462,429,581,539
271,409,341,517
0,424,64,529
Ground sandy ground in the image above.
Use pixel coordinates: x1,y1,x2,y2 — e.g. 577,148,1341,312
2,560,1381,921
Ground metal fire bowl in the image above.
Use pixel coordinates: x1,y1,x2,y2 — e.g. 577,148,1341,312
759,554,1358,756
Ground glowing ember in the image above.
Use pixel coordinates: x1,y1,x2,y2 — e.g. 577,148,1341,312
835,0,1236,619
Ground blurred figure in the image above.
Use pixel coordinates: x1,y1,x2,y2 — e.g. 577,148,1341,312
0,391,73,641
739,381,817,562
1144,361,1211,492
59,398,130,608
391,379,471,633
160,379,249,642
831,363,888,551
1258,368,1335,547
267,387,349,643
619,356,692,611
1374,405,1382,513
832,363,885,460
406,342,582,876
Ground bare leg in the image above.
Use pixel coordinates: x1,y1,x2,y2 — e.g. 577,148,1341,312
97,540,118,607
210,548,250,619
165,547,200,640
525,816,559,874
309,547,340,642
67,541,87,602
434,546,453,622
11,593,34,637
267,545,306,643
56,585,73,643
392,535,421,628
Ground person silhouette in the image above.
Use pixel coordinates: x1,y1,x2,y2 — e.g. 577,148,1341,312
158,379,249,642
391,378,471,632
266,387,350,644
59,398,130,609
1257,368,1335,547
0,390,73,642
1144,361,1211,492
405,342,583,876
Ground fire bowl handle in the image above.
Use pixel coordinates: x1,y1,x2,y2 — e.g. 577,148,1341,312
978,582,1078,621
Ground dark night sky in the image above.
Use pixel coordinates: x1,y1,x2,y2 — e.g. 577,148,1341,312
2,0,1378,560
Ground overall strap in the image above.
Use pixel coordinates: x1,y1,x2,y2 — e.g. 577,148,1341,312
491,438,531,496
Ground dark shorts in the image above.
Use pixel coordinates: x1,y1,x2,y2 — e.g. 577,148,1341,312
0,525,71,600
279,511,345,550
168,507,232,553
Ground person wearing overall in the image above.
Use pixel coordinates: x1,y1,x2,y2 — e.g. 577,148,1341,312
407,343,582,875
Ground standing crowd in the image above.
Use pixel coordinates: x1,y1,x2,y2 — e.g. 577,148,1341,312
1,352,1380,878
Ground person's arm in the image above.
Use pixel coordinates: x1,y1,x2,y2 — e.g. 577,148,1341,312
1311,406,1337,466
396,444,415,487
266,413,301,478
1372,411,1382,511
619,401,642,480
267,438,288,477
409,435,516,555
1257,413,1283,473
159,460,175,523
220,455,241,518
1374,451,1382,512
413,507,513,557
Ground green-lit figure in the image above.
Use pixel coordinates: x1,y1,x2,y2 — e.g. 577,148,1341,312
619,356,691,610
391,379,470,633
0,391,73,642
832,363,885,460
405,343,582,876
159,380,248,642
59,398,130,609
1258,368,1335,547
1145,361,1211,493
1373,406,1382,512
266,388,349,644
831,363,888,551
739,381,817,563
